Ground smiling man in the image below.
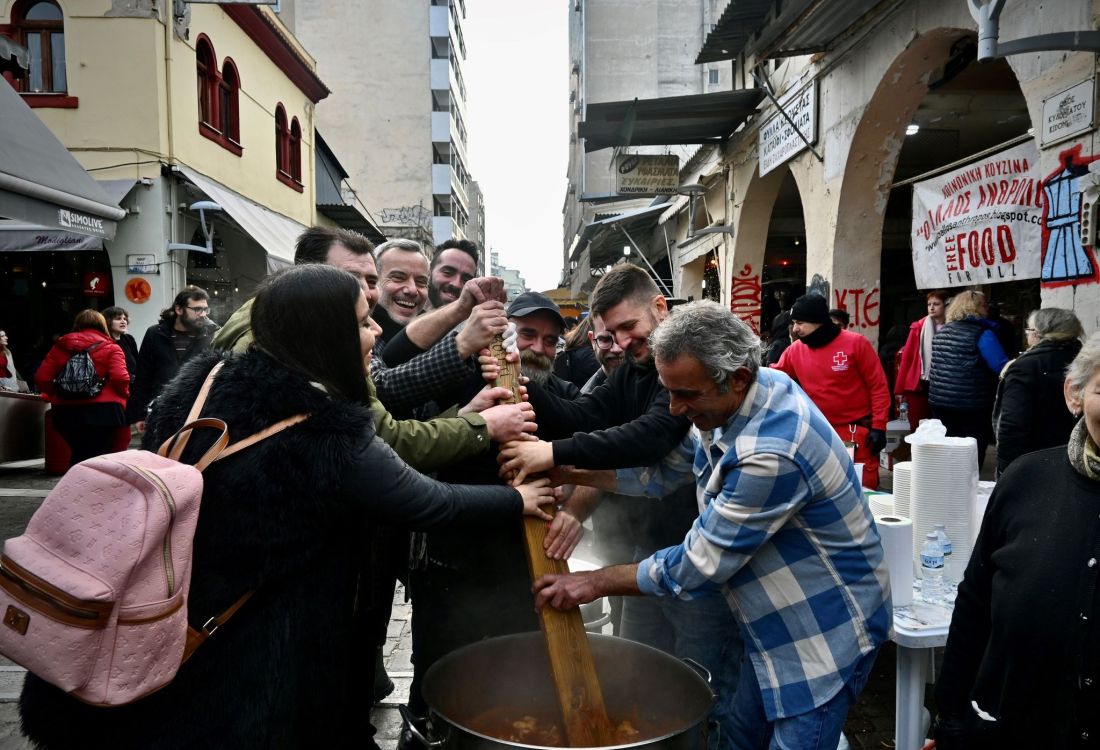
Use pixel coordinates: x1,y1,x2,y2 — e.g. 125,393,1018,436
535,301,891,750
428,239,479,309
375,239,431,337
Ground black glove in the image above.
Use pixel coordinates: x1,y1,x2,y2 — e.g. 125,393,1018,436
866,428,887,455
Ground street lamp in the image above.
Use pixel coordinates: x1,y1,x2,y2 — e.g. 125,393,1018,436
622,245,631,257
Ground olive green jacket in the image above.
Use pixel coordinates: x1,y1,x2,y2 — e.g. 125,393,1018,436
212,299,489,473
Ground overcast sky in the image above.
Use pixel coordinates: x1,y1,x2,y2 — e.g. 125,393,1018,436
464,0,568,292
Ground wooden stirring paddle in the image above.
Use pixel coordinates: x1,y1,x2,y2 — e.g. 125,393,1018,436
490,334,615,747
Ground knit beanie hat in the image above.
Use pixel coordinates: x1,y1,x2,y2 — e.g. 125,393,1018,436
791,294,830,325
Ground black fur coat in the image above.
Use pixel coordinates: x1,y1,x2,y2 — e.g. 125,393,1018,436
20,350,521,749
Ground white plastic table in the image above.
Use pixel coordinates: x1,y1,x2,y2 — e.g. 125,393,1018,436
892,599,954,750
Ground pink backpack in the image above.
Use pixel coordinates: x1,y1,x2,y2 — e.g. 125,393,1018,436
0,363,306,706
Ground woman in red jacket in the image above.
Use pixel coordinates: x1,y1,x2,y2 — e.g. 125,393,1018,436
895,290,947,429
35,309,130,466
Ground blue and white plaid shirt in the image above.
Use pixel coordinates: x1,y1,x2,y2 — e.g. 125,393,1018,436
619,367,892,720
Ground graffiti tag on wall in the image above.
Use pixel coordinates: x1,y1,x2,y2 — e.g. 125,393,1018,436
1040,143,1100,288
833,287,880,329
730,264,762,334
380,205,432,232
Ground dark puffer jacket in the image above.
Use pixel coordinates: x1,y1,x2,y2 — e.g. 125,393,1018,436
928,319,999,410
19,350,522,749
993,337,1082,474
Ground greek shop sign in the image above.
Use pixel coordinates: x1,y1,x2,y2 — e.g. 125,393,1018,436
1041,78,1095,147
613,154,680,196
911,141,1042,289
759,80,817,177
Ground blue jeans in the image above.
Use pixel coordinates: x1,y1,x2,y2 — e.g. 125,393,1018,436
723,647,880,750
620,591,744,749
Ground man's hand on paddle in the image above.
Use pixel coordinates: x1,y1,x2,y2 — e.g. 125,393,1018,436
533,564,640,612
499,439,554,485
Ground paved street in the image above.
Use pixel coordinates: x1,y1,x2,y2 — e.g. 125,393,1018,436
0,452,997,749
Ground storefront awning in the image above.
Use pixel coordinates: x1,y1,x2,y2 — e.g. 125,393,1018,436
579,90,763,152
0,81,126,239
178,165,304,267
317,204,387,243
0,221,102,252
574,202,672,269
698,0,900,63
0,36,29,77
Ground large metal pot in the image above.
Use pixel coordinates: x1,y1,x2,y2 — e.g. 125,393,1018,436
412,632,714,750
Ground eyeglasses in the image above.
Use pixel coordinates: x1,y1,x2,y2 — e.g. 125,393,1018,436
187,306,210,314
593,334,615,350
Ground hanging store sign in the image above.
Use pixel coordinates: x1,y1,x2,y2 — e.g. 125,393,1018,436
910,141,1042,289
613,154,680,196
758,80,817,177
1041,78,1095,147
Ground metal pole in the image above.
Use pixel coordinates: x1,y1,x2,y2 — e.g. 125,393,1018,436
751,69,823,163
620,225,673,297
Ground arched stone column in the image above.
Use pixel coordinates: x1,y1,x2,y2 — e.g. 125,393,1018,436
829,27,976,343
727,163,791,334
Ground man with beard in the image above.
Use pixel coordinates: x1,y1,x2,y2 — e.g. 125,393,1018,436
496,264,744,747
404,291,577,732
128,285,214,430
428,239,479,310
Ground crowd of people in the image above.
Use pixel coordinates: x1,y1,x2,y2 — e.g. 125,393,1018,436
9,225,1099,749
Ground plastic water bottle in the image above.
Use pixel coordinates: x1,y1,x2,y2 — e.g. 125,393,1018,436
898,399,909,423
933,523,953,584
933,523,952,558
920,532,945,599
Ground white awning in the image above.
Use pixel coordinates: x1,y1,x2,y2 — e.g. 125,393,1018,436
677,231,724,266
177,165,304,266
0,81,125,239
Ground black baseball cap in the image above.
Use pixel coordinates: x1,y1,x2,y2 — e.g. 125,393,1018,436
507,291,565,330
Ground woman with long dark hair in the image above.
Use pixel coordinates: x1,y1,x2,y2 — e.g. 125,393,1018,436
553,313,599,389
19,265,556,748
102,305,139,384
34,309,129,465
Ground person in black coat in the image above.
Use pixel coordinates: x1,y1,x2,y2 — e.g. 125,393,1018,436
18,265,555,750
102,305,139,383
762,311,792,366
993,307,1083,475
128,287,215,427
553,313,600,390
934,332,1100,749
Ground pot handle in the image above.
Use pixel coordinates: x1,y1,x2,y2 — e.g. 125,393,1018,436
398,705,446,748
681,657,712,684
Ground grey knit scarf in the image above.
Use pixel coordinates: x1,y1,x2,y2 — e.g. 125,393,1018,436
1067,418,1100,481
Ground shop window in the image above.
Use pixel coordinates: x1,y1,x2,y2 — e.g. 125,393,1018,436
5,0,76,107
195,38,242,156
275,103,302,192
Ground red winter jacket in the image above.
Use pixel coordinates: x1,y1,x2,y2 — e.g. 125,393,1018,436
894,317,926,395
35,329,130,407
771,329,891,430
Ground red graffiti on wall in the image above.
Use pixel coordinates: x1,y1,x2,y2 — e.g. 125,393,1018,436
730,264,762,334
833,288,880,329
